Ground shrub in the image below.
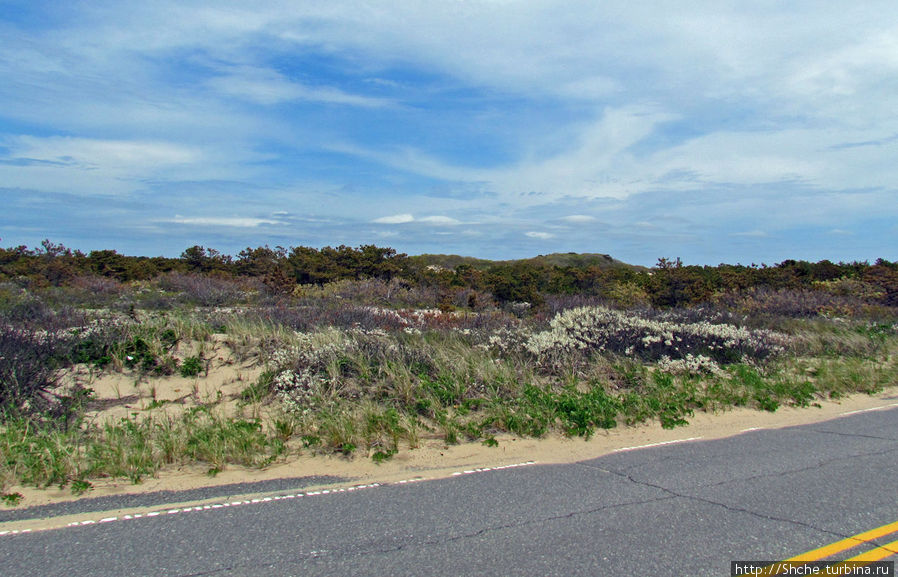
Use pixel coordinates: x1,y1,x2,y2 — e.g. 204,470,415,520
712,287,876,320
491,384,620,439
656,354,724,377
180,356,204,378
155,273,254,307
0,324,68,416
524,305,789,367
0,295,56,326
604,281,651,309
68,320,129,367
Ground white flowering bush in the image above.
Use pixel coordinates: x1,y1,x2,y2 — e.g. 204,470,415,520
269,331,344,414
483,326,532,355
525,306,789,365
270,369,318,414
656,354,725,376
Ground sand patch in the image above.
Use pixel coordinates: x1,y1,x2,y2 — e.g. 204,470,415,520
63,337,267,423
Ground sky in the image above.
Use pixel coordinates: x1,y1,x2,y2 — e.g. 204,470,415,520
1,1,896,266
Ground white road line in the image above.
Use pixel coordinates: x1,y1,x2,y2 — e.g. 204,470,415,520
612,437,703,452
451,461,536,476
841,402,898,416
3,462,537,537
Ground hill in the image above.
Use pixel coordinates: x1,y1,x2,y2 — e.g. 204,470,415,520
410,252,641,271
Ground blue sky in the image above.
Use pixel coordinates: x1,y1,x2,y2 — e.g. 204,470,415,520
1,1,896,266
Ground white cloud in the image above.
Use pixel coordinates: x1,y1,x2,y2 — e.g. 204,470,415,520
5,136,201,169
525,231,554,240
646,126,898,192
338,105,677,202
419,216,462,226
373,214,415,224
371,214,462,226
0,136,215,195
206,66,390,107
788,29,898,99
560,215,597,224
731,230,768,238
167,216,285,228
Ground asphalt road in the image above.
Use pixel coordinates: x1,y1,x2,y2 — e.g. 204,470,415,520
1,405,896,576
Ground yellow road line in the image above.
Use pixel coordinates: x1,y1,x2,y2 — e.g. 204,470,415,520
755,520,898,576
842,538,898,563
823,539,898,575
786,520,898,562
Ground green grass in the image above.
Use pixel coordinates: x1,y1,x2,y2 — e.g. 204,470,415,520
240,370,276,404
0,410,289,494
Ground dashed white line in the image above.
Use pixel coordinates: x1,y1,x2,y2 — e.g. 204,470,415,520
4,463,538,537
56,484,384,529
840,402,898,416
612,437,703,452
451,461,536,476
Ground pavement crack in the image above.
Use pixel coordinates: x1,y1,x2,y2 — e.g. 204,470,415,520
605,465,847,539
810,428,898,442
183,492,686,575
580,443,898,496
579,444,898,546
356,447,895,559
419,493,680,546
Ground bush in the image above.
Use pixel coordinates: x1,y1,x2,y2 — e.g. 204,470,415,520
0,324,69,416
155,273,255,307
0,291,64,329
525,305,789,367
492,384,620,439
712,287,874,320
180,356,204,377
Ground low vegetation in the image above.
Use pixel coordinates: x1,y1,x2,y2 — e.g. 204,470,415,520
1,241,896,499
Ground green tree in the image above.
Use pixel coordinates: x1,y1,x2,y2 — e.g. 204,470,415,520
180,246,233,274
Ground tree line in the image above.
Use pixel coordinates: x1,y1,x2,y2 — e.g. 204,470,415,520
1,240,896,308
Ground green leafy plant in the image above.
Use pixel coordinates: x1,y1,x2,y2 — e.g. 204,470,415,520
272,418,295,441
371,448,397,463
301,435,321,448
71,479,92,496
2,492,23,506
179,355,204,377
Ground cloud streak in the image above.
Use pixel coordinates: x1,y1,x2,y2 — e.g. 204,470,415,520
165,216,286,228
372,214,463,226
